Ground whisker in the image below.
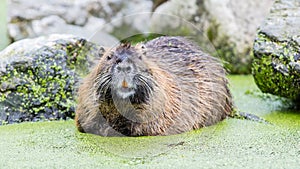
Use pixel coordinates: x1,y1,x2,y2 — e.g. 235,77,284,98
94,73,112,99
98,78,111,96
136,75,154,96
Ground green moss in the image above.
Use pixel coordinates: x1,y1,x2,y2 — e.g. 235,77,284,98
0,47,76,123
55,38,97,77
252,32,300,101
0,37,102,124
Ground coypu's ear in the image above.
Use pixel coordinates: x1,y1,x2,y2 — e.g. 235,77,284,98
136,43,147,59
101,46,115,61
98,47,106,58
118,42,131,49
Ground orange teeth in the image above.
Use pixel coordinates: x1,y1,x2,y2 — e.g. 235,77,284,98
122,80,128,88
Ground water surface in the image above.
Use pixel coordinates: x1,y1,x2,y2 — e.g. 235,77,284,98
0,75,299,168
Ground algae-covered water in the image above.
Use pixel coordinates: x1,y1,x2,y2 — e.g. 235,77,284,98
0,75,299,168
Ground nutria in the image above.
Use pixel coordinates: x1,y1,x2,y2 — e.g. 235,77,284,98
75,36,233,136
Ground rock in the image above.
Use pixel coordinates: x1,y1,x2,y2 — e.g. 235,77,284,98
152,0,274,73
31,15,67,35
7,0,151,46
82,0,153,40
0,34,104,124
252,0,300,102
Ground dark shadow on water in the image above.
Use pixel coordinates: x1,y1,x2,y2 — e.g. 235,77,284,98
244,89,299,112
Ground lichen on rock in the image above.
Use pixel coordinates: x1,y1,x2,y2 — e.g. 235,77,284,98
252,0,300,102
0,34,103,124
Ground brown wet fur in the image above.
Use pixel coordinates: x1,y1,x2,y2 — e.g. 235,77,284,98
75,36,233,136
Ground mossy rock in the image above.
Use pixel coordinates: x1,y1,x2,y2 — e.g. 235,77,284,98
252,0,300,102
0,34,104,124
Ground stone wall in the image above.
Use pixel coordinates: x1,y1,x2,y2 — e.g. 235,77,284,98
7,0,274,74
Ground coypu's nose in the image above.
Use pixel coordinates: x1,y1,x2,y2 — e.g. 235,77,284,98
122,80,128,88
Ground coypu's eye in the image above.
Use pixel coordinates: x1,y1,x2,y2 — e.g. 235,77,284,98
116,66,121,71
126,66,131,72
106,55,112,60
116,58,122,64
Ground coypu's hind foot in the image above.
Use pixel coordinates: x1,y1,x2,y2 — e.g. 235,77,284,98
231,111,271,124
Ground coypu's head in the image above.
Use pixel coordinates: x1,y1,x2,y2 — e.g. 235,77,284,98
96,43,154,102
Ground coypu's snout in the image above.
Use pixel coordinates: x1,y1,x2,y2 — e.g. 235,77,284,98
111,58,137,99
